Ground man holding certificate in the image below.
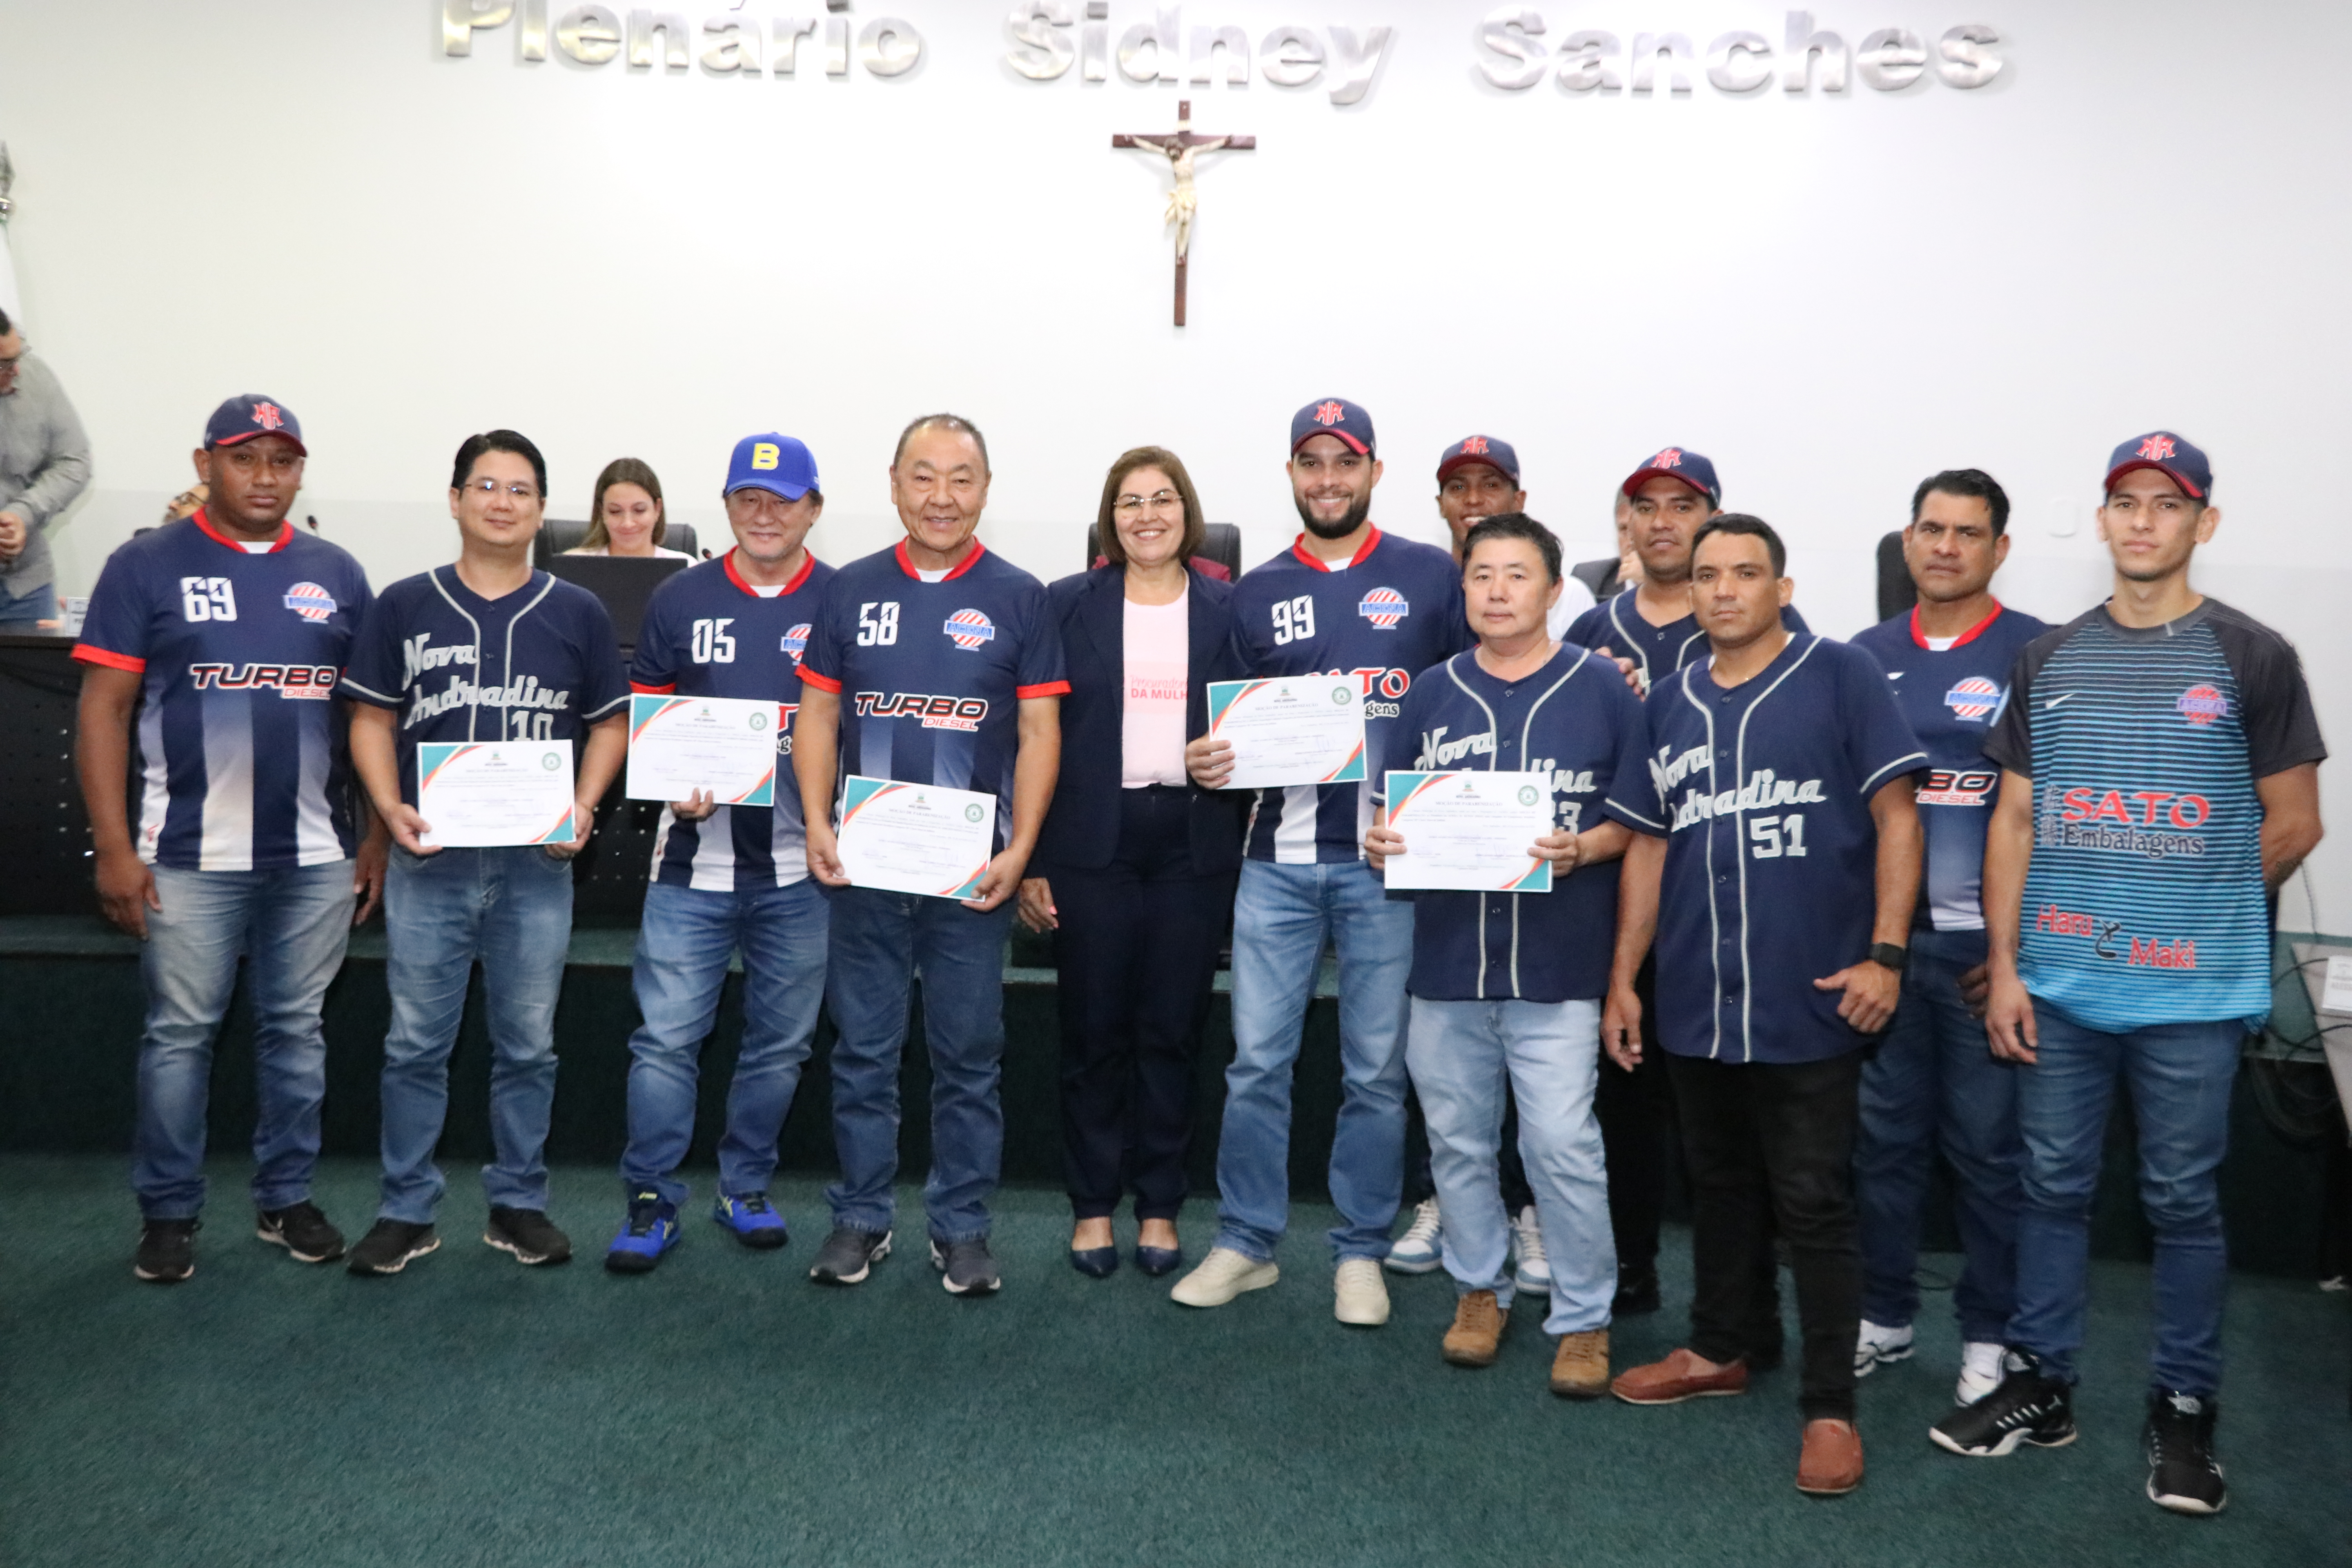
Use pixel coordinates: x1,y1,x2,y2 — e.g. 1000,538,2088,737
602,433,837,1274
341,430,629,1277
1363,514,1642,1394
793,413,1067,1298
1172,397,1469,1328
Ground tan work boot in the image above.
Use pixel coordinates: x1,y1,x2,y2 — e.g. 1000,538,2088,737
1549,1327,1611,1398
1441,1289,1506,1366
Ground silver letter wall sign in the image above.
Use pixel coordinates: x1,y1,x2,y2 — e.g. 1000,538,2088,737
1472,11,2001,93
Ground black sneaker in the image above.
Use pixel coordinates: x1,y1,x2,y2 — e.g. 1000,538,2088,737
1929,1351,2078,1457
2144,1389,2228,1515
1612,1264,1662,1316
134,1217,200,1283
347,1219,440,1276
932,1236,1001,1297
809,1226,893,1286
255,1201,346,1263
485,1206,572,1265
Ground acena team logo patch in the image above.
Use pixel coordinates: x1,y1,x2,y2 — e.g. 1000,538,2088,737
1944,676,2000,721
1357,587,1408,628
944,608,996,650
2176,684,2229,726
782,622,811,664
282,582,336,622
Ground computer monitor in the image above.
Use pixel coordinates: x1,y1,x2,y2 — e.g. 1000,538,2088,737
544,555,688,649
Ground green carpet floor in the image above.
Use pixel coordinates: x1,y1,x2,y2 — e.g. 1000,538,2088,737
3,1155,2346,1568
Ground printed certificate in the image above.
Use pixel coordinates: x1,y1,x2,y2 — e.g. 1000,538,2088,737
1381,770,1555,892
624,695,782,806
416,740,577,848
1206,675,1367,791
835,775,998,900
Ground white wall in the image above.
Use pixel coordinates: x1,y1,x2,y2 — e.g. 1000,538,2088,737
6,2,2351,924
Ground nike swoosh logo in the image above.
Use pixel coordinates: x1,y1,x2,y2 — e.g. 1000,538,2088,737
2046,694,2073,710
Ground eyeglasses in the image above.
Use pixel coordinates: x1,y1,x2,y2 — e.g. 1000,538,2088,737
463,478,540,501
1112,489,1181,519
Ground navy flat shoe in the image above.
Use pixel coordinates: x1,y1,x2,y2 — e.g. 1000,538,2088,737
1070,1245,1120,1279
1134,1245,1182,1278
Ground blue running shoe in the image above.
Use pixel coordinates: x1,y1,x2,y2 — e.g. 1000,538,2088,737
713,1192,789,1251
604,1191,679,1275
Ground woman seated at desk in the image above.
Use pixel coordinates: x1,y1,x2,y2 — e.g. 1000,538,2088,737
568,458,693,560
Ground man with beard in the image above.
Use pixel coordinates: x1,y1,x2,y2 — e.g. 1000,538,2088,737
1172,398,1470,1327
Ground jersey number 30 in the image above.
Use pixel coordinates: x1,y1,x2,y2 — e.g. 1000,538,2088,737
1271,595,1316,646
1749,813,1808,858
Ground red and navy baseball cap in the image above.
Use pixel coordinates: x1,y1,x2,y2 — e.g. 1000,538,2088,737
1290,397,1376,457
203,394,306,456
726,432,820,501
2104,430,2210,501
1437,435,1520,485
1621,445,1719,506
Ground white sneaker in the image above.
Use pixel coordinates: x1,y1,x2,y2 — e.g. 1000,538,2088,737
1853,1318,1915,1376
1385,1198,1443,1274
1335,1257,1391,1326
1509,1205,1551,1294
1955,1340,2005,1404
1170,1246,1279,1308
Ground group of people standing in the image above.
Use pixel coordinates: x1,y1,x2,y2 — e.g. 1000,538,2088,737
68,389,2322,1517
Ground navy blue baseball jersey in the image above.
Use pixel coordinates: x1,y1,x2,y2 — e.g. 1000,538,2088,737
1226,528,1472,864
340,566,629,807
631,549,836,891
74,512,374,872
1851,603,2048,932
1377,643,1644,1003
1984,600,2325,1033
1565,587,1809,695
797,540,1068,850
1604,634,1927,1064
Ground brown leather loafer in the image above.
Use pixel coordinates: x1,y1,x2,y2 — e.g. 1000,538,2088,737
1548,1328,1611,1399
1796,1418,1865,1496
1610,1347,1750,1405
1442,1289,1506,1367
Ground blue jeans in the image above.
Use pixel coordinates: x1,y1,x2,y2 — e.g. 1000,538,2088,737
0,579,57,630
621,877,831,1207
2006,1004,2242,1396
377,846,574,1224
1216,859,1414,1264
133,860,357,1218
823,885,1015,1243
1854,927,2023,1342
1406,997,1615,1336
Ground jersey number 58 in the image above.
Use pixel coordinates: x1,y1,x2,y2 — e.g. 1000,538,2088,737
1271,595,1316,646
857,601,900,647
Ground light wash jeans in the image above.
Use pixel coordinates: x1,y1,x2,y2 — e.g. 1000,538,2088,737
620,877,830,1208
1214,858,1414,1264
1406,997,1615,1336
822,885,1016,1244
2006,1004,2242,1396
376,845,573,1224
0,579,57,630
133,860,356,1219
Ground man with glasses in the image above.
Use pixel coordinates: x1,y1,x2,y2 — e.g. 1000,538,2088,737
603,434,837,1274
340,430,629,1277
0,306,93,631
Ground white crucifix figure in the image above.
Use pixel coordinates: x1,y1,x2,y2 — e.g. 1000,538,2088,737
1112,100,1256,326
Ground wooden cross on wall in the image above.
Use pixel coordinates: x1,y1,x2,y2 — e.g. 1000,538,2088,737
1112,100,1255,327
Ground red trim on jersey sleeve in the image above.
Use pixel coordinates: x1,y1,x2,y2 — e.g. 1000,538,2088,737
1016,681,1073,699
72,644,145,673
1909,600,2005,650
892,538,988,581
797,668,843,693
1289,525,1383,572
630,681,676,695
190,507,292,554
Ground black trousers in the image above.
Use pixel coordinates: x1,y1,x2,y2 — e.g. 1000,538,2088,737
1045,786,1236,1222
1594,956,1674,1276
1667,1050,1864,1422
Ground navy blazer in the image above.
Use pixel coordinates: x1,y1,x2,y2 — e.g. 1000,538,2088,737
1033,563,1248,875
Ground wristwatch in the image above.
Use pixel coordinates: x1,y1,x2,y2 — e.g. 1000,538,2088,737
1867,942,1909,974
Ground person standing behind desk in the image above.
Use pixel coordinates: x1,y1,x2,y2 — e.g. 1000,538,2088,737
602,434,836,1274
1018,446,1247,1279
340,429,630,1277
569,457,693,561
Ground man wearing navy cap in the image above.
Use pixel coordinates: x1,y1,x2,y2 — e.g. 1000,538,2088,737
1174,398,1470,1327
74,395,382,1282
1933,433,2325,1518
603,435,837,1273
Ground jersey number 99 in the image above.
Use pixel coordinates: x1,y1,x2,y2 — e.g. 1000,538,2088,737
857,601,901,647
1271,595,1316,646
690,617,737,664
